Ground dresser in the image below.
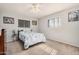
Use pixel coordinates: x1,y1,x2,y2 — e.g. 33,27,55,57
0,29,5,55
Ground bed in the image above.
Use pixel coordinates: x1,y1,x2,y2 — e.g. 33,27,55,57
18,30,46,49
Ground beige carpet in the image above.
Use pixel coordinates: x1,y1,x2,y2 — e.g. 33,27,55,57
15,44,57,55
6,40,79,55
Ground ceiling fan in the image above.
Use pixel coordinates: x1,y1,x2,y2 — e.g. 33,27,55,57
31,3,40,13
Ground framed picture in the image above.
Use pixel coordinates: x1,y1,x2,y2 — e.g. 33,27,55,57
68,10,79,22
18,19,30,28
3,16,14,24
32,20,37,25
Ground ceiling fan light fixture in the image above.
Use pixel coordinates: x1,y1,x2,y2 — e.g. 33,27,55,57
31,3,40,13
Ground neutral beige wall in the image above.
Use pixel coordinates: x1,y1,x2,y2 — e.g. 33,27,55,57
0,11,38,42
38,6,79,47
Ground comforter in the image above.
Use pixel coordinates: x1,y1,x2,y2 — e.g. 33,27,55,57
19,31,46,49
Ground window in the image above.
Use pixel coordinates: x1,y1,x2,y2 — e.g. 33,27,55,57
18,19,30,28
55,17,59,27
48,17,60,28
48,18,55,28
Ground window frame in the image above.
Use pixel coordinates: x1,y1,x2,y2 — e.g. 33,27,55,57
48,17,60,28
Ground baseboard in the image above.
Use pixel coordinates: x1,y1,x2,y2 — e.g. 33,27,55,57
48,39,79,48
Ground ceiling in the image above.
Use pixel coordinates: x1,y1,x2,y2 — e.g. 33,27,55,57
0,3,79,18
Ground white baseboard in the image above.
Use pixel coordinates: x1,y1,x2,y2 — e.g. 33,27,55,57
48,39,79,48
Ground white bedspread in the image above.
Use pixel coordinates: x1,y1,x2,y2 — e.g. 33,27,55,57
19,31,46,49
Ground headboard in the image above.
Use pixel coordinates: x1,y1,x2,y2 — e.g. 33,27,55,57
18,30,23,40
17,29,31,40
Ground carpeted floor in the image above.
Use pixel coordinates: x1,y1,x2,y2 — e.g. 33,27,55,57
6,39,79,55
15,44,57,55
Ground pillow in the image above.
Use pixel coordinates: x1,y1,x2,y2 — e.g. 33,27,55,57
23,29,31,33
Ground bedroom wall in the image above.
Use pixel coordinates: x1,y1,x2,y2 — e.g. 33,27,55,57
38,5,79,47
0,10,3,36
0,11,38,42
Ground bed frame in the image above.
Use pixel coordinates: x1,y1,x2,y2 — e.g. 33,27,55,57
18,30,25,49
17,30,45,49
18,30,23,40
